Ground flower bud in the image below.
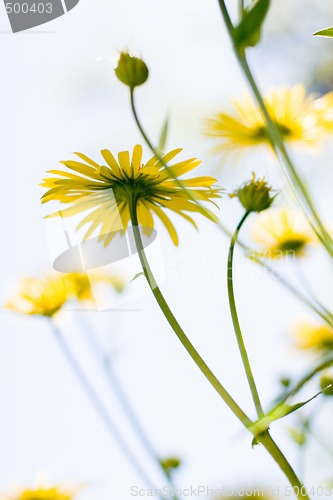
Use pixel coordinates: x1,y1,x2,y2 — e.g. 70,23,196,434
320,373,333,396
114,52,149,88
159,456,181,477
232,173,275,213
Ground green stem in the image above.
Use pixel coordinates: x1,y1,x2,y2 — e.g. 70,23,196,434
48,320,164,498
228,211,264,417
216,0,333,258
129,203,309,500
238,0,244,19
252,255,333,327
129,88,333,328
279,356,333,404
78,314,179,497
129,202,252,427
294,262,333,323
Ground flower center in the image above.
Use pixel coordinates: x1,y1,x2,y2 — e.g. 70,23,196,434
108,170,173,206
253,122,292,141
278,238,307,254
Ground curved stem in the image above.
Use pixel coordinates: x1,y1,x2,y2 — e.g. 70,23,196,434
77,315,179,496
48,320,163,498
129,204,309,500
279,356,333,404
129,203,252,428
228,211,264,417
251,255,333,327
129,88,333,328
293,262,333,323
238,0,244,19
216,0,333,258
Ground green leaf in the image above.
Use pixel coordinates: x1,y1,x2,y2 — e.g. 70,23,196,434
248,390,323,437
157,116,169,153
234,0,270,50
313,27,333,38
129,272,145,283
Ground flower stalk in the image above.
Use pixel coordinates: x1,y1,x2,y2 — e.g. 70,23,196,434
216,0,333,258
227,210,264,417
129,87,333,328
129,201,310,500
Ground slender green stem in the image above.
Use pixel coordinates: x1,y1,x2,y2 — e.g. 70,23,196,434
48,320,163,498
228,211,264,417
129,88,333,328
278,356,333,404
251,255,333,327
129,202,252,427
238,0,244,19
216,0,333,258
294,262,333,323
77,315,179,497
129,203,309,500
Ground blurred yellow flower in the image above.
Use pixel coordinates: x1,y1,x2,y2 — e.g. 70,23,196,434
41,145,221,246
293,320,333,351
5,275,75,317
250,208,316,259
205,85,327,159
5,272,124,317
314,91,333,132
4,481,76,500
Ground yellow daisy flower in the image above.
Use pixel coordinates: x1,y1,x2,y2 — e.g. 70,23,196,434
5,272,124,317
205,84,325,159
41,145,221,246
6,485,74,500
2,477,80,500
292,320,333,351
5,275,75,317
250,208,316,259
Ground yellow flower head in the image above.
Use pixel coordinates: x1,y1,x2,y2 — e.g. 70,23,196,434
250,208,316,259
5,275,76,317
5,273,124,317
4,478,77,500
41,145,221,246
205,84,326,159
292,320,333,351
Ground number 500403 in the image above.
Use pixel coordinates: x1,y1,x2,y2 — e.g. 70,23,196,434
5,3,53,14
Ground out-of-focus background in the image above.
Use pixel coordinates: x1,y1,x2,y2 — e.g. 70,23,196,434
1,0,333,498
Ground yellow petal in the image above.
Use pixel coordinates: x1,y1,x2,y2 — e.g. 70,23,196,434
167,159,201,177
137,201,154,229
74,152,100,168
60,161,100,179
101,150,121,175
131,145,143,171
118,151,131,175
149,205,179,245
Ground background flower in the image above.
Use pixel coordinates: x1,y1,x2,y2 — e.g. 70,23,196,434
205,85,329,160
292,320,333,351
249,208,316,259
